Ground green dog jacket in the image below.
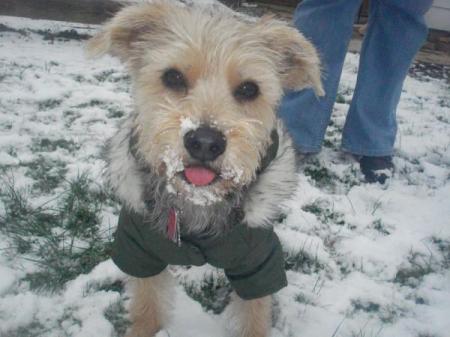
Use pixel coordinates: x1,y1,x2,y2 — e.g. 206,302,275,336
111,130,287,300
112,206,287,300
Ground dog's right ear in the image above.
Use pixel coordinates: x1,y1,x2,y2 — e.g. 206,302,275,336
256,17,325,96
86,2,173,63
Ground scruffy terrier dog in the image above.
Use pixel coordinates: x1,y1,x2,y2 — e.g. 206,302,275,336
88,1,323,336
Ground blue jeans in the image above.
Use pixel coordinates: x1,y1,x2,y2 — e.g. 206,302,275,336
278,0,432,156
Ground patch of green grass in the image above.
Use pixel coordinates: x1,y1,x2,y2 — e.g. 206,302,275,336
351,299,380,313
323,121,342,151
4,62,34,81
81,279,128,334
0,173,116,292
38,99,63,111
414,296,427,305
71,74,87,83
277,213,288,224
395,237,450,286
436,115,449,124
339,166,361,188
36,29,91,41
31,138,80,153
394,251,436,287
438,97,450,108
303,166,336,188
94,70,130,84
0,24,91,41
284,250,323,274
106,107,125,119
335,86,353,104
24,156,68,193
7,146,17,157
94,70,116,82
75,100,125,119
94,280,125,294
336,93,346,104
182,274,232,314
56,309,82,334
379,304,405,324
0,121,13,131
76,99,105,109
1,322,48,337
323,139,334,148
351,299,402,328
63,110,82,127
372,219,391,235
302,199,345,226
105,299,130,337
294,292,309,304
431,237,450,268
338,263,352,276
0,23,28,36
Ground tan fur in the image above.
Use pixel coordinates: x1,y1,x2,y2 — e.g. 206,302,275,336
126,271,174,337
88,1,323,335
226,294,272,337
255,15,325,95
87,1,323,204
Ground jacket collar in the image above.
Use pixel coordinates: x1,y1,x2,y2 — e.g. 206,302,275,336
257,129,279,175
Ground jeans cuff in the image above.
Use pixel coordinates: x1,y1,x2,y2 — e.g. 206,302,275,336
295,143,322,154
341,143,394,157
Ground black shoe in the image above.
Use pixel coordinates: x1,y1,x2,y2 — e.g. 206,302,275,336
359,156,394,184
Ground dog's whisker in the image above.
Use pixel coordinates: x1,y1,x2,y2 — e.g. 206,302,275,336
154,126,179,139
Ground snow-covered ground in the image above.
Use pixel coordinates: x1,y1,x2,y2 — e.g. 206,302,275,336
0,15,449,337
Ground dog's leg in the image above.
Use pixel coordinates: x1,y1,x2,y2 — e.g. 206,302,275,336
126,270,174,337
226,293,272,337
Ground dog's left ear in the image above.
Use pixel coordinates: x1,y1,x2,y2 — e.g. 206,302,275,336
257,17,325,96
86,2,174,63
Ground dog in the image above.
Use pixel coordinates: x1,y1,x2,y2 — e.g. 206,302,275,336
87,1,323,336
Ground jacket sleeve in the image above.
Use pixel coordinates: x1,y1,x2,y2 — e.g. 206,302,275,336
111,207,168,278
224,226,287,300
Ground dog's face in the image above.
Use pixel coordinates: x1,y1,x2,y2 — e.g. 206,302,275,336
88,1,323,205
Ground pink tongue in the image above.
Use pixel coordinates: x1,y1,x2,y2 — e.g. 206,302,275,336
184,167,216,186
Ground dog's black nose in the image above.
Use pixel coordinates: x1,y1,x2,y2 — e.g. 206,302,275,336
184,127,226,162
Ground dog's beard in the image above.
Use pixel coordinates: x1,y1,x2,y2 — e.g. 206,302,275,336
158,146,249,206
133,150,245,237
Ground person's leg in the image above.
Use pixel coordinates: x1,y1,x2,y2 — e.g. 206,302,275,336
341,0,433,156
278,0,362,153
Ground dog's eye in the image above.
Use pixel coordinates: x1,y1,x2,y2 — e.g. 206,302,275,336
161,68,188,92
234,81,260,101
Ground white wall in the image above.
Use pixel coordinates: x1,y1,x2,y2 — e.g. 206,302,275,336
425,0,450,31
